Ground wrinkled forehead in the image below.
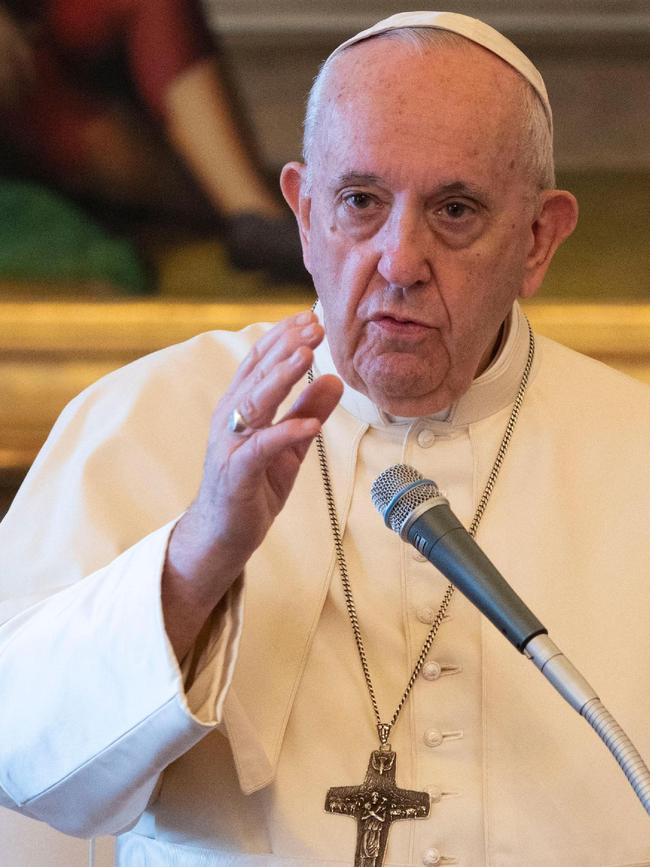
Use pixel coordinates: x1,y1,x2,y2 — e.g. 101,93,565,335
319,38,522,151
309,39,534,192
324,11,552,134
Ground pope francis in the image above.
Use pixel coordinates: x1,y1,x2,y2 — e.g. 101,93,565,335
1,11,650,867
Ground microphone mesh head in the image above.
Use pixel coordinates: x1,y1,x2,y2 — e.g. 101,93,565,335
371,464,442,534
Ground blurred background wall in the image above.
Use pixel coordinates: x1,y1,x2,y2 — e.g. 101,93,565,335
213,0,649,173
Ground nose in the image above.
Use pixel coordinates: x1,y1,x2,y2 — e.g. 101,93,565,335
376,206,432,289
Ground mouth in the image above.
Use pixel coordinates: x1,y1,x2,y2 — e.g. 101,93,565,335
368,313,431,338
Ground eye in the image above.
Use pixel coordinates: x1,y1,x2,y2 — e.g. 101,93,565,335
439,200,474,220
342,191,376,210
429,196,485,247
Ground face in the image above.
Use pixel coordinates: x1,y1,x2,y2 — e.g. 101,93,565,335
283,39,564,416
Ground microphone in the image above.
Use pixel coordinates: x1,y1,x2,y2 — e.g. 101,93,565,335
371,463,650,816
370,463,546,652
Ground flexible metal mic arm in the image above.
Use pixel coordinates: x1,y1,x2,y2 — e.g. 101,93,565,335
524,633,650,816
372,464,650,817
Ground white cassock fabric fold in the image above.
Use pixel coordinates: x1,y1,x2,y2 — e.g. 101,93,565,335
0,517,243,835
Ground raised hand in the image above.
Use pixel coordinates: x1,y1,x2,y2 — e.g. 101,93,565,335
162,310,343,659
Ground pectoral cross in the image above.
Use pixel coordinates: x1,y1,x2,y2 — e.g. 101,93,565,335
325,747,430,867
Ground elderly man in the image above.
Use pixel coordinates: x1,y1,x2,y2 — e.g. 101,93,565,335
1,11,650,867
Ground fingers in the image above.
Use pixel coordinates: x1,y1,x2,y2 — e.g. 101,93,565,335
178,320,342,600
235,375,344,470
230,309,321,392
282,374,344,425
243,416,322,466
225,310,325,432
283,374,344,462
234,344,314,432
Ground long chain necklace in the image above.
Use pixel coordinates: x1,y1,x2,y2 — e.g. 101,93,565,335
309,319,535,867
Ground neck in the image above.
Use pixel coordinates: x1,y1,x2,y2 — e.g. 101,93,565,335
476,321,507,378
314,303,531,429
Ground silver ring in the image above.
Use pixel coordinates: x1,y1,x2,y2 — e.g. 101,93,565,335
228,407,251,434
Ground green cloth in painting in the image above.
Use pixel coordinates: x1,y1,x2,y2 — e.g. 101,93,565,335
0,179,147,294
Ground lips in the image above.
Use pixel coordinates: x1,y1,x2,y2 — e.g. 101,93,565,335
368,314,431,337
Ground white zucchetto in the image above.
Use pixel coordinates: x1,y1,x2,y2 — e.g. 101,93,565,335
326,11,552,133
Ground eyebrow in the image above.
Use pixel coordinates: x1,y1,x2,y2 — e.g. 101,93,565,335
334,173,383,188
333,174,489,201
439,180,489,197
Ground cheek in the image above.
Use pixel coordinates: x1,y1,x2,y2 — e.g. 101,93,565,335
320,298,363,373
320,307,367,390
313,242,377,336
317,261,379,385
458,237,528,318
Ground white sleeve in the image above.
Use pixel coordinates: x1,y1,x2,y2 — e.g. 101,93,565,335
0,335,250,838
0,519,243,837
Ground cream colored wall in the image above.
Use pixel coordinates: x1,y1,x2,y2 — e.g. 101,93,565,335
0,810,114,867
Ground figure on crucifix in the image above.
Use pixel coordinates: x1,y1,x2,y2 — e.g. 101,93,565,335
360,790,388,866
325,748,429,867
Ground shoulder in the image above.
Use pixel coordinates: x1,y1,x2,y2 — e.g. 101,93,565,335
26,321,275,486
58,322,273,422
534,334,650,419
9,322,276,560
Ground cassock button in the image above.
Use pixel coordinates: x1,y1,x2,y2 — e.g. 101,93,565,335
423,728,444,748
421,661,442,681
422,847,442,865
417,606,435,624
416,428,436,448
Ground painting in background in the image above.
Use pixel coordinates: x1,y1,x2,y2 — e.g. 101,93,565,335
0,0,308,299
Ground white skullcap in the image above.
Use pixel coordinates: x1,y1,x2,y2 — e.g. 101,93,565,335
327,11,552,133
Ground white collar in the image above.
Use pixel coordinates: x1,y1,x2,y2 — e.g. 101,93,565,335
312,301,538,430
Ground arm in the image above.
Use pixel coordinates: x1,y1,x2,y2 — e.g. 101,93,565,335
162,309,342,661
0,517,243,837
0,310,341,835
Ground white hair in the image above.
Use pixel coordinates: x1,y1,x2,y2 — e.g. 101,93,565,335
302,28,555,191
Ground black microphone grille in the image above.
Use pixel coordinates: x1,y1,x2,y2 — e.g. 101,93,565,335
371,464,443,534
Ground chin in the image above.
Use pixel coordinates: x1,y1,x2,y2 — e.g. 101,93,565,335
366,376,455,417
356,355,455,416
368,368,477,418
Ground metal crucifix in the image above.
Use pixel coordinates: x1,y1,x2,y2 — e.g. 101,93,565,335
325,747,430,867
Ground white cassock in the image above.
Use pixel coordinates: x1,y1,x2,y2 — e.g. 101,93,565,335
0,303,649,866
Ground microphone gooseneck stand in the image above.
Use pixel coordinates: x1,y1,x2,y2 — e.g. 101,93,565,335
372,464,650,817
525,632,650,815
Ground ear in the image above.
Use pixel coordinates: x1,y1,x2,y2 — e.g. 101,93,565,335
519,190,579,299
280,161,313,271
